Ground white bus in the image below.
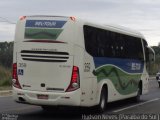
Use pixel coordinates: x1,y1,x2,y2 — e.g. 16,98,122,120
12,15,154,112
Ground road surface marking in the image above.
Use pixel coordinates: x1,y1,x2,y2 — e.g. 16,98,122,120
113,98,160,113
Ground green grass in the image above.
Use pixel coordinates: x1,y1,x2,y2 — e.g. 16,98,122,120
0,65,12,87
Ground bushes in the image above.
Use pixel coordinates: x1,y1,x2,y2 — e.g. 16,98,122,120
0,42,13,87
0,42,13,68
0,65,12,87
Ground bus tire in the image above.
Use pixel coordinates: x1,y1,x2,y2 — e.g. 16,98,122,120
158,82,160,88
97,87,107,113
133,83,141,102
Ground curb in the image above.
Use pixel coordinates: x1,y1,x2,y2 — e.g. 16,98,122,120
0,90,12,96
149,77,156,80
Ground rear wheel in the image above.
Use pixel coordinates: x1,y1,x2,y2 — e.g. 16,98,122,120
97,87,107,113
134,88,141,102
158,82,160,88
133,84,141,102
156,76,159,80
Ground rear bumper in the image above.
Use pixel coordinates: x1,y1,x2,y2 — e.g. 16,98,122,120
12,87,81,106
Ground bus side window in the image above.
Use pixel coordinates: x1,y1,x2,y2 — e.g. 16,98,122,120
104,31,111,57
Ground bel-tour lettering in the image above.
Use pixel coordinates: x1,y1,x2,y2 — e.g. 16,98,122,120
35,21,56,27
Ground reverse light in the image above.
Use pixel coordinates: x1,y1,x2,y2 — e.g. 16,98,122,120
12,63,22,89
19,16,26,21
66,66,80,92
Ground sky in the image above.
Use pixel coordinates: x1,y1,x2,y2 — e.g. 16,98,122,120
0,0,160,46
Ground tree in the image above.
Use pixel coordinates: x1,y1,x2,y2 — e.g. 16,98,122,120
0,42,13,68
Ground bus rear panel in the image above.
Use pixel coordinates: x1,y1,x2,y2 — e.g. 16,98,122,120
13,16,81,106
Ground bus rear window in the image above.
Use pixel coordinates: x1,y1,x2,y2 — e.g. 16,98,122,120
24,20,66,40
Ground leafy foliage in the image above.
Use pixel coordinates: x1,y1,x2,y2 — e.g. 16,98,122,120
151,46,160,74
0,42,13,87
0,42,13,68
0,65,11,86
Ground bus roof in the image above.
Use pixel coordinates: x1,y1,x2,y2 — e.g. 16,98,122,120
83,21,145,39
22,15,145,39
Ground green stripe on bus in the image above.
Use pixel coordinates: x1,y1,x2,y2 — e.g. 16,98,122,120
25,28,63,39
93,65,142,95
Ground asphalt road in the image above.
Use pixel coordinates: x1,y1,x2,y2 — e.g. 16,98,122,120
0,78,160,120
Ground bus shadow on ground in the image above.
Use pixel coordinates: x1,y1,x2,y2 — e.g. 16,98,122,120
18,98,146,120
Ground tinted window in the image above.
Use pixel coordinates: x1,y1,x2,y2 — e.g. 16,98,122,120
83,25,144,60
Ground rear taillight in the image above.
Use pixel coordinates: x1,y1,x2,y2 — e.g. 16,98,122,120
66,66,80,92
12,63,22,89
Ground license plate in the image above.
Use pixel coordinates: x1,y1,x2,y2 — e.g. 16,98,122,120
37,94,48,99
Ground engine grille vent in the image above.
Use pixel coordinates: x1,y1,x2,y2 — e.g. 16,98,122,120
21,50,69,62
